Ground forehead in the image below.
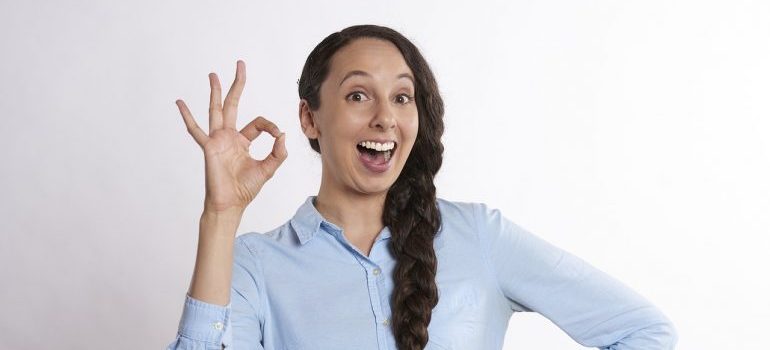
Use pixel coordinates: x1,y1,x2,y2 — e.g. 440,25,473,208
327,38,413,85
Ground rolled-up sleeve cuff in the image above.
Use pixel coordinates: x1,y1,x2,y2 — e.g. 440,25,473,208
177,293,231,344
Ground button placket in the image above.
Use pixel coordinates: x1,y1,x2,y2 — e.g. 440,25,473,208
363,262,392,349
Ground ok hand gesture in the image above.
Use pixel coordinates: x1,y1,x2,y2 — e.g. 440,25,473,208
175,60,288,214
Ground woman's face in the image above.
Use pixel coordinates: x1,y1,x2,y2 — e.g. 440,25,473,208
300,38,419,196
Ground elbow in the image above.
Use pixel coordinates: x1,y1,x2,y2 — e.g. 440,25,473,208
640,318,678,349
618,312,679,350
658,318,679,349
646,306,678,349
583,307,679,350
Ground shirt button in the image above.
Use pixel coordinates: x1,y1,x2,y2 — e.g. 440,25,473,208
382,318,390,326
373,268,381,276
213,321,224,330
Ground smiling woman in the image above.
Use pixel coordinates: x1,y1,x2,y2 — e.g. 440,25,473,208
167,24,677,350
296,29,442,350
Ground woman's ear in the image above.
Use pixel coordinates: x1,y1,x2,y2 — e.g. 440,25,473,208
298,99,320,140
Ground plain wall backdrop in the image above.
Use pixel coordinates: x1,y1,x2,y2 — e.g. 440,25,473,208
1,0,768,349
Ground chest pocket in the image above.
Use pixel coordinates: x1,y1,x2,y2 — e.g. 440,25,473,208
427,285,483,349
434,283,480,313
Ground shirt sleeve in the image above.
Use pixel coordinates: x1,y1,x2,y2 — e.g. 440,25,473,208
167,236,265,350
473,202,678,349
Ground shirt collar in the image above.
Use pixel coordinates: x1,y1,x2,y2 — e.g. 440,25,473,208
289,195,393,245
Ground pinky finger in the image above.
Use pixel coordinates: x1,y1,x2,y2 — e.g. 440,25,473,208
176,99,209,146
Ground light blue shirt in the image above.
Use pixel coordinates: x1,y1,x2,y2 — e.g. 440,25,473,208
167,196,677,349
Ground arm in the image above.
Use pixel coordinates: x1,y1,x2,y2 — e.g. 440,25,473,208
474,203,678,349
168,60,287,350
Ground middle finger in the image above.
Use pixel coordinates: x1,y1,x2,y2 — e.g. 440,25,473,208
223,60,246,130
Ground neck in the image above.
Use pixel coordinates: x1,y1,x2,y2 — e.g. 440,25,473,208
314,180,387,240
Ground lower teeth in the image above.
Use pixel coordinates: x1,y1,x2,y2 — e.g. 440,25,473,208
384,150,391,162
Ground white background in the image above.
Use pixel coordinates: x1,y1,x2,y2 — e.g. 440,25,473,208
1,0,768,349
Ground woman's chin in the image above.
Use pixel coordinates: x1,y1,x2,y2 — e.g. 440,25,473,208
351,171,398,195
353,179,394,195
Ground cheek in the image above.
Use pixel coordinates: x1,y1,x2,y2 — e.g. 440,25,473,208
404,113,419,140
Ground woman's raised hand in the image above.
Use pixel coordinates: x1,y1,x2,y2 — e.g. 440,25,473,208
175,60,288,214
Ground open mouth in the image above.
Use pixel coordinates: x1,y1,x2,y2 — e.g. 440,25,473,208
356,141,397,171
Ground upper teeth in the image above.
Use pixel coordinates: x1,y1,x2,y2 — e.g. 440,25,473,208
359,141,395,151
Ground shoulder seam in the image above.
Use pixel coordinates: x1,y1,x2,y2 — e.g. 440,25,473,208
472,202,510,307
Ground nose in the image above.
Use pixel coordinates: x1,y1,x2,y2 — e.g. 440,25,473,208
371,100,396,130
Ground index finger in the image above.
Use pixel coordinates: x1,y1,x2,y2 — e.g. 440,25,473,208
176,99,209,146
239,116,282,142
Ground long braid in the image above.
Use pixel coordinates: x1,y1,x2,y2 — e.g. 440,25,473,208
384,172,441,348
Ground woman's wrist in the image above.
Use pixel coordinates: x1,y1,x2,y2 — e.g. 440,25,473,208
199,207,244,238
202,204,245,220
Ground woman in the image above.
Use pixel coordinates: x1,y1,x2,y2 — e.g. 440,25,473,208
167,25,677,349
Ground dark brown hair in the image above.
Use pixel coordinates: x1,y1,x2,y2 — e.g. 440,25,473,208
298,25,445,349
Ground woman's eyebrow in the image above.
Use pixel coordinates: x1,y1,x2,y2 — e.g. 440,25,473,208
398,73,415,87
338,70,415,87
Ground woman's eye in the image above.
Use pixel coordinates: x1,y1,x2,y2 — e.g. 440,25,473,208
396,94,414,104
347,91,368,102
